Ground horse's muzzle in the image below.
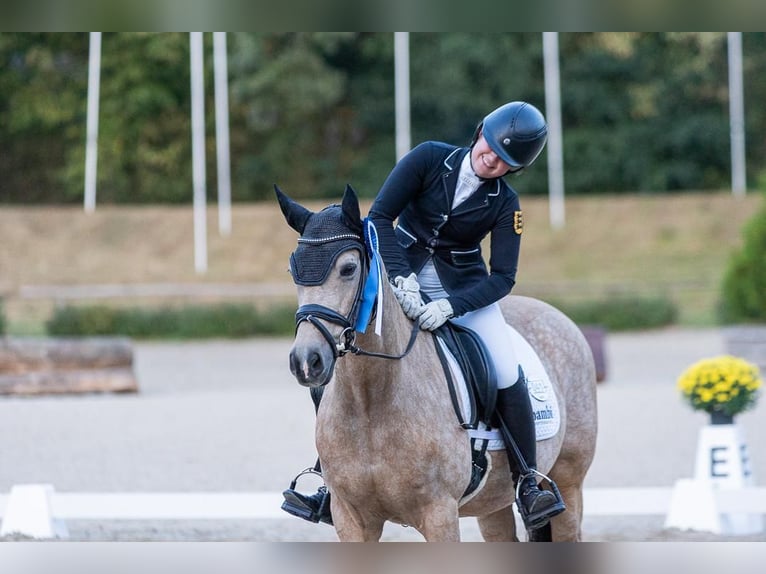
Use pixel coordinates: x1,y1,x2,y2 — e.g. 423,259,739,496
289,345,335,387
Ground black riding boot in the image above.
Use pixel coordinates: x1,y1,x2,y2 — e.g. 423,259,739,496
281,386,333,525
496,368,566,531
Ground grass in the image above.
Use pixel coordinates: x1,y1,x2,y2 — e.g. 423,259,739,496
0,191,763,334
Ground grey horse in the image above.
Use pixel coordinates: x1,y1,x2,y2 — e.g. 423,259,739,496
278,185,598,541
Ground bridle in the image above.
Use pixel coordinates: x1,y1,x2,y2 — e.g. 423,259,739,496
292,237,420,385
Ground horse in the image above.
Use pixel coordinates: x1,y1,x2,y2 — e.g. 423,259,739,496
276,184,598,542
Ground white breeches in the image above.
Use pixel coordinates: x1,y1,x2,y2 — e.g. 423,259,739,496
417,261,521,389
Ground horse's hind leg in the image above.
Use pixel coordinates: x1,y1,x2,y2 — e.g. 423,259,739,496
476,504,518,541
548,482,585,541
527,522,551,542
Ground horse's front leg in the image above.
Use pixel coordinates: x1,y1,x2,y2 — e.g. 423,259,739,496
331,497,385,542
417,499,462,542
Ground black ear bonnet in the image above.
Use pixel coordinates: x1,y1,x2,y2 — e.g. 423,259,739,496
289,204,364,286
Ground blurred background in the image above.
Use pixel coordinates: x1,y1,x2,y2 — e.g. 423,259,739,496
0,31,765,342
2,31,766,544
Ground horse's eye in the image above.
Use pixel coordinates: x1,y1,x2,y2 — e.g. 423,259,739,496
340,262,357,278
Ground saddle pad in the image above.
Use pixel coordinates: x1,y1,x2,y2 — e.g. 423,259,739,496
507,324,561,441
439,324,560,451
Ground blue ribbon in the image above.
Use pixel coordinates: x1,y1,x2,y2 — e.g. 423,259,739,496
355,217,383,334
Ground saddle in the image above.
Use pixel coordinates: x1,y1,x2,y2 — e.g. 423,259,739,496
433,322,499,498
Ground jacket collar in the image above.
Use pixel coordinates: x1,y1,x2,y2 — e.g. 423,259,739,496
443,147,465,171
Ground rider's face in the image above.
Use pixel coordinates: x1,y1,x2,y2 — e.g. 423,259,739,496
470,132,519,179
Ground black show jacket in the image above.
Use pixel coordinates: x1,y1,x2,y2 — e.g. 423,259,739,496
368,141,522,317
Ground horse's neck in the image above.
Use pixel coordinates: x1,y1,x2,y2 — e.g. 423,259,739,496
365,278,414,345
334,281,419,394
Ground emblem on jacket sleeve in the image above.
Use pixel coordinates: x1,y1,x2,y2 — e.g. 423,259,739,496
513,210,523,235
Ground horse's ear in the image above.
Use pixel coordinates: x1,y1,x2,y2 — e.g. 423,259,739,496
341,184,363,235
275,184,312,234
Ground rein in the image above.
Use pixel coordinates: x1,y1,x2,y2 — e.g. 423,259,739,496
295,302,420,361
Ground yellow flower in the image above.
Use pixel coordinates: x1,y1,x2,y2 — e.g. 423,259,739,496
676,355,762,416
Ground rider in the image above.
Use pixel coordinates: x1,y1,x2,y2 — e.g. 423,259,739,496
282,101,565,531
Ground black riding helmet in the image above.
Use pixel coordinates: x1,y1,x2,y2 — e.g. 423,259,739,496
472,101,548,170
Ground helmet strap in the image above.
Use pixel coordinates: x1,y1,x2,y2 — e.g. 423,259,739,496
469,121,483,147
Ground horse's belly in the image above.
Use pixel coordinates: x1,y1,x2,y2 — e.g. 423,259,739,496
319,430,472,518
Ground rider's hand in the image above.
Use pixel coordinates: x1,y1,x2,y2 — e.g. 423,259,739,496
418,299,453,331
392,273,424,320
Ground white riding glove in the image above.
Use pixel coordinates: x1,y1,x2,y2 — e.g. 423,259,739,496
418,299,454,331
392,273,425,320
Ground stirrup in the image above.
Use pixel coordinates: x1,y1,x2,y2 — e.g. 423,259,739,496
280,467,333,526
285,466,323,491
515,469,566,531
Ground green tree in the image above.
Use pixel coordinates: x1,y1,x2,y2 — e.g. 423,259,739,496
742,33,766,189
64,33,194,203
560,33,731,195
0,33,88,202
719,195,766,323
0,33,195,203
229,33,353,199
3,33,766,204
409,33,548,195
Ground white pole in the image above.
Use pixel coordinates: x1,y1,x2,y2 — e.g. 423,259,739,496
190,32,208,274
394,32,411,162
543,32,565,230
727,32,746,197
213,32,232,236
84,32,102,213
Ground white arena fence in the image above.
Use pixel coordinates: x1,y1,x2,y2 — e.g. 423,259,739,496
1,485,766,539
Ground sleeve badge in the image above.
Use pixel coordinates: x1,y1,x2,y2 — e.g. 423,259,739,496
513,210,524,235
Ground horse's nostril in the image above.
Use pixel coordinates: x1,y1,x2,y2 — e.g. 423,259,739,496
288,352,300,378
308,351,324,377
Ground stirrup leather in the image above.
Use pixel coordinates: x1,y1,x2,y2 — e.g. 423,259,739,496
515,469,566,531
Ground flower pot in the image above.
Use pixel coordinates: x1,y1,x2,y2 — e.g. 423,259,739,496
686,421,764,535
709,410,734,425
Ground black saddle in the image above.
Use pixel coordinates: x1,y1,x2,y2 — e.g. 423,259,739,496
433,322,499,497
434,322,498,428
